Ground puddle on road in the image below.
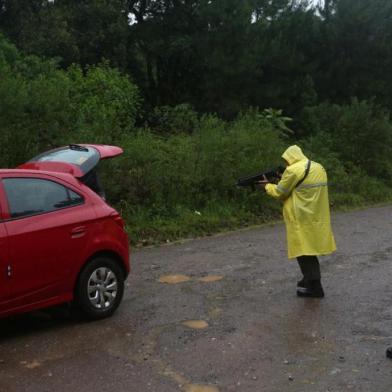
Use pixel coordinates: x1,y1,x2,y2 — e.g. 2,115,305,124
161,364,220,392
162,365,188,385
158,274,223,284
158,275,191,284
198,276,223,283
184,385,220,392
20,360,41,369
182,320,209,329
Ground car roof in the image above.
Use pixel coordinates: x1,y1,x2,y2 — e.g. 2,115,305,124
0,168,83,188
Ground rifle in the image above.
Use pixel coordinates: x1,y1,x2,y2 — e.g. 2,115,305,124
236,166,285,190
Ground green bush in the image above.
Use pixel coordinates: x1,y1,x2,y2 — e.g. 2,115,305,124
0,51,72,166
99,109,290,243
0,35,141,167
301,129,392,207
300,99,392,182
146,103,199,134
103,110,288,209
65,62,141,144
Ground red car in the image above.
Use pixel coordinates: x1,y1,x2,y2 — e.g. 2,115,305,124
0,144,130,320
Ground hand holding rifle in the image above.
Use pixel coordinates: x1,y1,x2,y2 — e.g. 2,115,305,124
256,174,269,190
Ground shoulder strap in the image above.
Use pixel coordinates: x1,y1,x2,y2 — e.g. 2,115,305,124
295,160,311,188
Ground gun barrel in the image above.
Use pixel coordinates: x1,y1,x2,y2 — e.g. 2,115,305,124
236,173,265,187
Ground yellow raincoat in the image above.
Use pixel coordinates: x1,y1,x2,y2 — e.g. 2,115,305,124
265,145,336,259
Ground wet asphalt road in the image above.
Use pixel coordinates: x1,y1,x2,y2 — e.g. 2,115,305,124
1,206,392,392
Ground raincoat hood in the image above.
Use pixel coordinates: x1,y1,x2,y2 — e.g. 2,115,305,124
282,145,308,165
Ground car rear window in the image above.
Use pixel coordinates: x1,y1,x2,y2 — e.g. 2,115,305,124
3,178,84,219
29,145,100,175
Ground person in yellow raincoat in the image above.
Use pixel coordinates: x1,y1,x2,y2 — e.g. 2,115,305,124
259,145,336,297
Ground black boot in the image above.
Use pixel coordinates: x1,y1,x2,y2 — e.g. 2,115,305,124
297,279,324,298
297,278,307,288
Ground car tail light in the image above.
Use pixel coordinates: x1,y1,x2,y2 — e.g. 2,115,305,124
110,212,125,229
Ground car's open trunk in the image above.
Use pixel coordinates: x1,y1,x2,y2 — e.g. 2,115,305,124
18,144,123,197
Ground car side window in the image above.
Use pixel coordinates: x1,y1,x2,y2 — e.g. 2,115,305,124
2,178,84,219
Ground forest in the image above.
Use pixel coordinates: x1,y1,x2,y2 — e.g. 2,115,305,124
1,0,392,244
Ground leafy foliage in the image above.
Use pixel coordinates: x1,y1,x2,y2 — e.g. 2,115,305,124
0,35,140,166
1,1,392,119
300,99,392,181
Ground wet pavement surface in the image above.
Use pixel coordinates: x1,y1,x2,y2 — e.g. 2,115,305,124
1,206,392,392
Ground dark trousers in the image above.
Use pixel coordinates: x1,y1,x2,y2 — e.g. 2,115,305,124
297,255,321,281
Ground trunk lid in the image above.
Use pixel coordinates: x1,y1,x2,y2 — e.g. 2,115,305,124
18,144,123,178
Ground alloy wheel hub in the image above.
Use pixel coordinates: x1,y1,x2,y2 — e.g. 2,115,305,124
87,267,118,309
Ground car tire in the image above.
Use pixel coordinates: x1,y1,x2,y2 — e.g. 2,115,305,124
75,256,124,320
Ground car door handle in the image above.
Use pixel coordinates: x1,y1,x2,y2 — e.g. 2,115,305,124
70,226,86,238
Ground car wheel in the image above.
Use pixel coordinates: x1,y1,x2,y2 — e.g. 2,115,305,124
75,256,124,320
